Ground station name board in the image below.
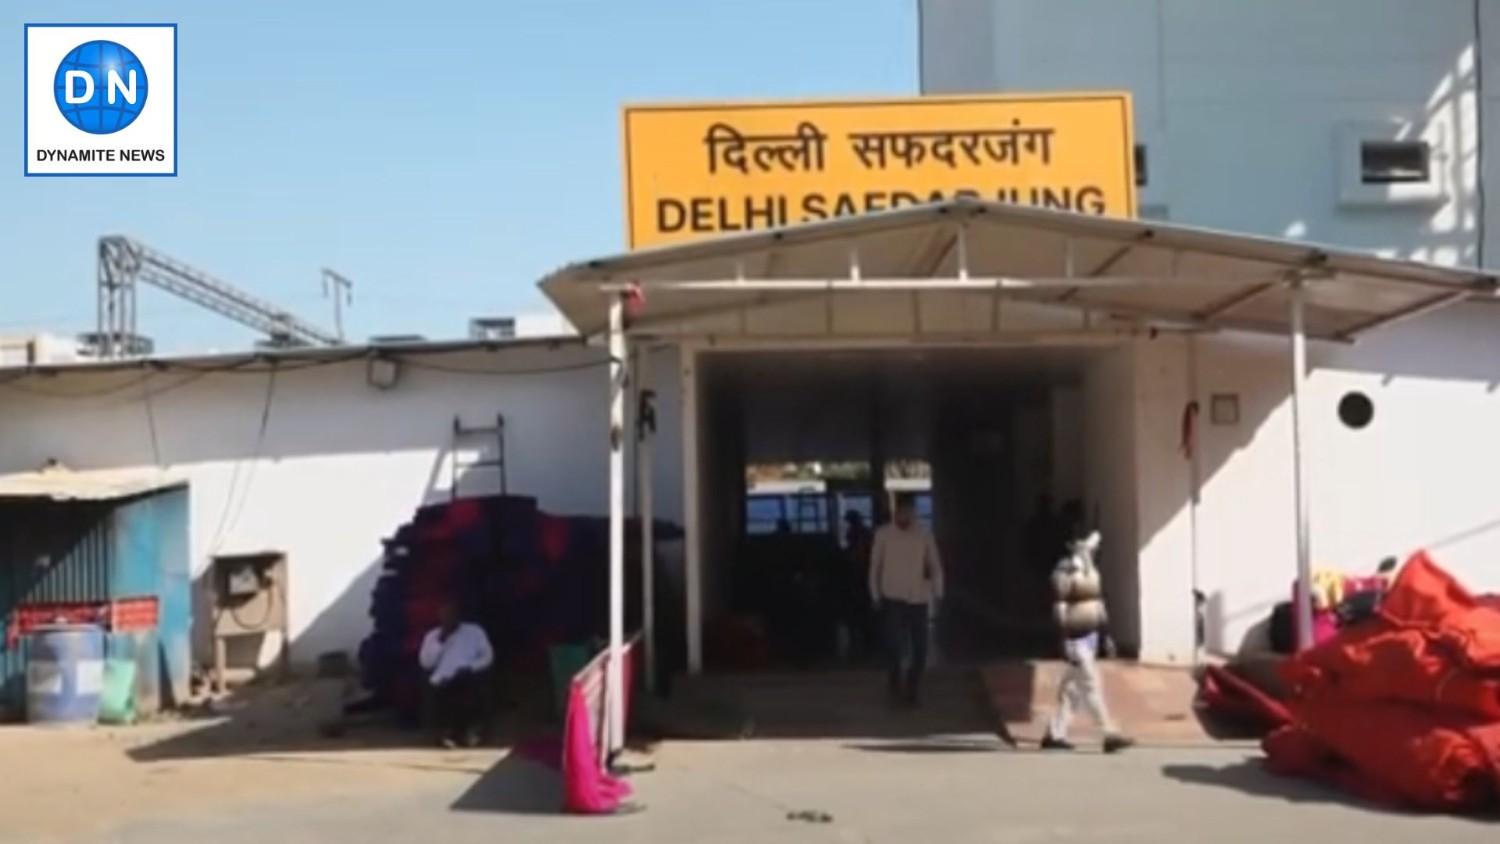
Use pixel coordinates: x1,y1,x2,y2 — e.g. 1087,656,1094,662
622,93,1136,248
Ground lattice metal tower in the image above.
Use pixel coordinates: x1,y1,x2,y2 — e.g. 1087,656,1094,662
95,236,341,358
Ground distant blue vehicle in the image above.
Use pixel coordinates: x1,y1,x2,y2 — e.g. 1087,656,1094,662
744,484,931,541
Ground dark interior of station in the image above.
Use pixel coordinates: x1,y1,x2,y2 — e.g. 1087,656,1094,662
694,347,1106,671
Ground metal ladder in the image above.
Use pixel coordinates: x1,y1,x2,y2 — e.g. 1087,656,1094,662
451,414,507,501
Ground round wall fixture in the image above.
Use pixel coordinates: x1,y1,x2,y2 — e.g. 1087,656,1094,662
1338,391,1374,430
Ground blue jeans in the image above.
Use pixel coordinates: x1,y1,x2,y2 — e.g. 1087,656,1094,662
882,600,929,697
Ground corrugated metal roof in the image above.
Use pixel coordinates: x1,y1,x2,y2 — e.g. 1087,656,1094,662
0,465,185,502
0,334,588,377
541,199,1500,341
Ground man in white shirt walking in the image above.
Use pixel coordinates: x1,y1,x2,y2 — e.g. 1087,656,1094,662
1041,530,1134,754
419,601,494,748
869,493,943,707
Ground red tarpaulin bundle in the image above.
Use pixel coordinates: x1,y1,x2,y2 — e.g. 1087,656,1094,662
1198,665,1292,733
1266,552,1500,812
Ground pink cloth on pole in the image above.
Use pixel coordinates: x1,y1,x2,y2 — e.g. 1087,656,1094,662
562,683,632,813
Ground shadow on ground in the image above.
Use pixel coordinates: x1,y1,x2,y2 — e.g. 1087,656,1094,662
125,664,1029,766
1163,760,1416,817
449,748,564,815
125,675,556,763
658,667,1019,742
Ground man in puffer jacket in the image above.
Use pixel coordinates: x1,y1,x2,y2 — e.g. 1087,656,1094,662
1041,530,1135,753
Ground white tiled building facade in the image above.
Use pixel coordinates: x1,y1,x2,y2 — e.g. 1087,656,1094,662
921,0,1500,264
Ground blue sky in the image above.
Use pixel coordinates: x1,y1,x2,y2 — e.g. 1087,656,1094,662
2,1,916,352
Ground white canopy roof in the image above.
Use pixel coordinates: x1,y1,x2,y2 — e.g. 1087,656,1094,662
541,200,1498,342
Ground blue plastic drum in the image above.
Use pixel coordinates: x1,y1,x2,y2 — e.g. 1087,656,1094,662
27,624,105,725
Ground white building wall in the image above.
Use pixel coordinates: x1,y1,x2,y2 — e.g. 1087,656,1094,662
921,0,1489,263
1154,304,1500,655
1187,333,1299,654
1079,312,1500,661
1129,337,1197,664
0,344,683,667
1081,346,1143,654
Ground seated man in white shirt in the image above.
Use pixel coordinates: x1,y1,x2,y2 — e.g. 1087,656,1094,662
418,601,494,748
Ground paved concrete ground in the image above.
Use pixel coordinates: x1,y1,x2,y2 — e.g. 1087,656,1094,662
32,737,1496,844
2,676,1491,842
983,661,1217,744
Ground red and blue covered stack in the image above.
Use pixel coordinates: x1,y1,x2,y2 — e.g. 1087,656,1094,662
357,493,679,726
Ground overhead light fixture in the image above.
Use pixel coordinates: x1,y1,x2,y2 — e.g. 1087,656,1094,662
367,357,400,391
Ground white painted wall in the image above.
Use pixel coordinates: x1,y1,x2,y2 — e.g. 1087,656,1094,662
1129,337,1197,664
1141,304,1500,655
1081,346,1144,655
921,0,1489,264
0,344,684,667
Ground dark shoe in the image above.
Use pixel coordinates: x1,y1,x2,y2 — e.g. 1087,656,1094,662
996,725,1020,749
463,730,480,748
1040,735,1075,751
1103,734,1136,754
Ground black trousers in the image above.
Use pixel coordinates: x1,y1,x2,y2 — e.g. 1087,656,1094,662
882,600,929,696
432,670,481,740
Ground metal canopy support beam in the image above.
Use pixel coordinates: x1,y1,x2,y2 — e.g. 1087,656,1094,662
1334,290,1471,341
643,329,1139,349
681,343,703,675
1057,294,1347,342
734,259,749,335
636,350,657,694
1288,281,1315,651
1057,238,1139,303
956,223,970,280
1197,282,1276,320
624,292,824,333
606,295,629,757
605,276,1274,293
616,282,1349,342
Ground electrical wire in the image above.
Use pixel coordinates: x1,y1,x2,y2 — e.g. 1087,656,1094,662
165,351,369,375
134,369,210,402
207,366,278,556
142,373,163,467
0,371,157,399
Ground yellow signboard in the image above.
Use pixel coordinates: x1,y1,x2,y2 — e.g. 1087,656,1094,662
622,93,1136,249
